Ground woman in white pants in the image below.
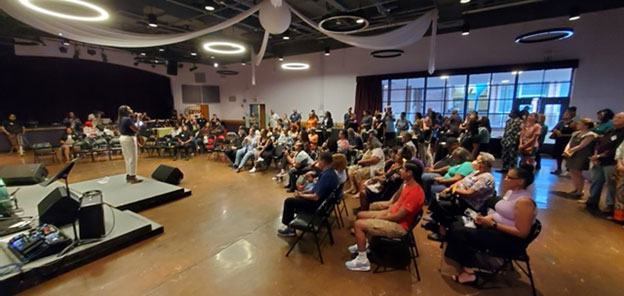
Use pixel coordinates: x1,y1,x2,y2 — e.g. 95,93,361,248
118,105,142,184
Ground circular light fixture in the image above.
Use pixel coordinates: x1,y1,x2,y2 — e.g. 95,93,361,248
19,0,109,21
281,62,310,70
515,28,574,43
460,0,471,4
203,41,246,54
319,15,369,34
205,5,215,11
370,49,404,58
216,70,239,76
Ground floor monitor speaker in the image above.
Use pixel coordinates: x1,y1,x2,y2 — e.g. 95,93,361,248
151,165,183,185
38,187,80,226
0,164,48,186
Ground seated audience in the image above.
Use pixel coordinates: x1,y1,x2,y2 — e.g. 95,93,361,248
297,171,317,192
333,153,348,185
336,130,350,154
429,147,474,200
306,110,318,129
422,137,460,203
425,152,496,241
232,127,257,171
62,111,82,131
277,152,338,237
174,125,193,161
224,127,246,163
59,127,78,162
250,129,274,173
345,160,424,271
346,136,385,194
358,147,412,211
308,128,319,151
444,164,537,284
283,141,313,192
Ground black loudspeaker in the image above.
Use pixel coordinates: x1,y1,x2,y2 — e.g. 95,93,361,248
151,164,183,185
38,187,80,226
79,191,105,239
167,60,178,75
0,164,48,186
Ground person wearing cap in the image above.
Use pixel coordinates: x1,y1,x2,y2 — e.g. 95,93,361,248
425,152,496,241
283,141,313,192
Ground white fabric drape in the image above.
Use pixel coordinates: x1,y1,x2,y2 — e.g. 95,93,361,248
428,10,438,74
0,0,261,48
289,5,436,50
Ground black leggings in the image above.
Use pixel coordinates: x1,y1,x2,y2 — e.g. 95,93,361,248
445,219,525,268
429,197,470,228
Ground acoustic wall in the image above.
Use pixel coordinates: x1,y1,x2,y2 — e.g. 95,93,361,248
0,52,174,125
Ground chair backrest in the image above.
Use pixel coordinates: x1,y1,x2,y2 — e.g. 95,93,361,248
32,142,52,149
524,219,542,247
407,209,424,232
315,192,337,217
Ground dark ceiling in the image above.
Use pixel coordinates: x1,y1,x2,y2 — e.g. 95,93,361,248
1,0,623,66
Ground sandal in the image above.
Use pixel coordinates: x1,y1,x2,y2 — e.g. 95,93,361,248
452,273,477,285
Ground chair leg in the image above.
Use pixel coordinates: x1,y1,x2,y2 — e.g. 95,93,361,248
313,232,324,264
326,221,334,245
525,260,536,296
342,198,349,216
285,230,306,258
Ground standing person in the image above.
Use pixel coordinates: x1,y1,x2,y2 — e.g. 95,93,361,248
289,109,301,126
585,112,624,216
535,114,549,170
449,109,462,131
1,114,26,156
614,140,624,221
373,114,385,143
117,105,142,184
395,112,411,134
269,109,280,128
550,110,576,175
63,111,82,132
344,108,353,126
306,110,318,129
594,108,614,135
360,110,373,132
383,106,397,147
518,113,542,168
563,118,597,198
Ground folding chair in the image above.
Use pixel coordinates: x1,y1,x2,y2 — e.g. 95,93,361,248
285,192,338,264
32,142,59,163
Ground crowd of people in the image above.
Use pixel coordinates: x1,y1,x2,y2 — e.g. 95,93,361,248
4,102,624,281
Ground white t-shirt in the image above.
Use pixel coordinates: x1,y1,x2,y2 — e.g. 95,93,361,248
369,148,385,176
294,150,312,166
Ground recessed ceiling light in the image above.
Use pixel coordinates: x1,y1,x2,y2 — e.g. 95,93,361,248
440,75,449,79
501,80,510,83
147,13,158,28
460,0,471,4
18,0,110,21
158,47,165,52
282,35,290,40
191,52,197,56
140,52,146,56
281,62,310,70
356,18,365,24
213,62,219,68
205,5,215,11
278,56,284,61
324,47,330,56
241,62,246,66
203,41,246,54
58,32,63,36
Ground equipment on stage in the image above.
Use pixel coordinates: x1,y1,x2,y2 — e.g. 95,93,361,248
38,187,80,227
0,216,32,236
78,190,105,239
151,165,183,185
7,224,71,263
0,164,48,186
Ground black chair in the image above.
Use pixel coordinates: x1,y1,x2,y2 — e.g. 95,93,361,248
476,219,542,296
368,210,423,281
32,142,59,163
108,137,123,160
90,137,109,162
332,182,348,228
72,139,92,160
285,192,338,264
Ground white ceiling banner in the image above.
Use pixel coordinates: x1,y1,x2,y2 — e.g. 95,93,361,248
0,0,261,48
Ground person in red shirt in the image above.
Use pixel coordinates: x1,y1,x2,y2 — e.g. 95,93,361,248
345,160,424,271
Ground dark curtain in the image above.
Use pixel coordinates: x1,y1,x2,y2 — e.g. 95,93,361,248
0,55,174,125
354,76,382,122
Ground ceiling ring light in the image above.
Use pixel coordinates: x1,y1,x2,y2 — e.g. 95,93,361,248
319,15,369,34
203,41,246,54
281,62,310,70
216,70,239,76
18,0,109,21
370,49,404,58
515,28,574,43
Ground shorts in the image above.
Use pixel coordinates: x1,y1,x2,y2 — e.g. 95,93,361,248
365,219,407,238
370,201,389,211
349,165,371,180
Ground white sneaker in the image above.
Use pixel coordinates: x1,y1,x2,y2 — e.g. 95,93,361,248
345,257,371,271
257,157,264,162
249,167,256,173
347,243,369,254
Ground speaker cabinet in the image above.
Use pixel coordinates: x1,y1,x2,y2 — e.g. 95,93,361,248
79,191,105,239
167,60,178,76
0,164,48,186
38,187,80,226
151,165,183,185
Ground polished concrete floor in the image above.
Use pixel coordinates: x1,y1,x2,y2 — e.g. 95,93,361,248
2,151,623,296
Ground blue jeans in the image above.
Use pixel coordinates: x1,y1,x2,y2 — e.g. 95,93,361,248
237,151,255,169
233,148,247,167
588,165,616,208
422,172,442,203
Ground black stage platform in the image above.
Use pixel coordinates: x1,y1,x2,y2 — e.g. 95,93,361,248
0,174,191,294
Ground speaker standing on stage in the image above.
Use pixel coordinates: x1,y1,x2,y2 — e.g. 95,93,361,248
118,105,142,184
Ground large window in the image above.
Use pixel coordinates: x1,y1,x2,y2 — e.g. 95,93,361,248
381,66,574,131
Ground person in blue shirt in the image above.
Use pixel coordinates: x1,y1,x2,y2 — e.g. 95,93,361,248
278,152,339,236
289,109,302,127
